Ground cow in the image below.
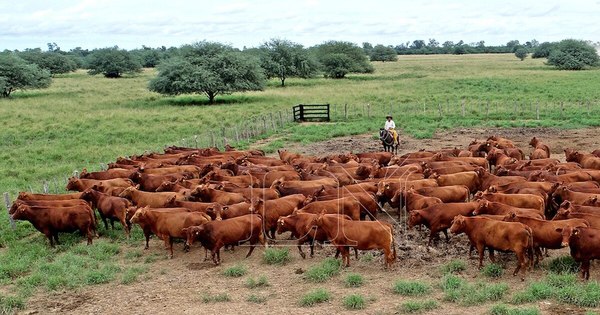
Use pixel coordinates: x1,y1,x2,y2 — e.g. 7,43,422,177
449,215,533,280
183,214,265,265
414,185,470,203
565,149,600,170
12,204,95,247
486,148,516,167
356,152,393,166
134,172,194,191
130,206,210,258
297,196,362,221
476,168,527,191
189,185,247,205
315,191,380,220
557,226,600,279
391,189,442,214
66,177,133,192
17,192,83,201
80,168,137,180
9,199,90,215
528,171,593,184
311,213,396,268
80,189,132,235
503,212,589,265
119,186,181,207
473,200,544,219
474,191,545,214
552,210,600,229
249,194,306,239
408,202,479,245
376,179,438,208
430,171,480,193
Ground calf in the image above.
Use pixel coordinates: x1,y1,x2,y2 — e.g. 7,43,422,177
183,214,265,265
312,214,396,268
565,149,600,170
12,204,95,247
408,202,479,246
81,189,132,236
130,207,210,258
557,226,600,280
415,185,469,203
450,215,533,279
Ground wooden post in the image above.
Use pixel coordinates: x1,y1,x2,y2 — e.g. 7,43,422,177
210,132,215,147
560,102,564,118
270,113,276,130
461,99,465,117
486,100,490,119
43,180,49,194
194,135,198,148
367,103,371,118
423,101,426,115
279,111,284,127
536,101,540,120
588,100,591,116
438,103,442,118
344,103,348,120
53,177,59,194
4,192,15,229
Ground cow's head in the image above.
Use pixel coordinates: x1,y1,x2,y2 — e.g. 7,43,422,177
473,199,489,215
502,212,518,222
552,208,571,220
206,203,225,221
129,206,149,224
555,226,579,248
407,211,422,229
66,177,79,191
376,181,389,197
182,225,205,246
449,215,466,234
529,137,538,147
118,186,136,199
276,215,295,235
583,196,599,207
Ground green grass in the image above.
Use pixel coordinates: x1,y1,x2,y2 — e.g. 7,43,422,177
299,288,331,307
222,264,247,277
392,280,431,296
344,273,364,287
545,255,579,274
342,294,366,310
481,263,504,278
304,258,342,283
262,248,291,265
201,292,231,303
246,294,267,304
245,275,269,289
398,299,439,314
511,273,600,307
121,266,148,285
441,260,467,274
0,293,26,313
490,304,540,315
440,274,509,306
360,253,374,262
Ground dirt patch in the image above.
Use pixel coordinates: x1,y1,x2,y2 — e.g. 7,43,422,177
21,127,600,315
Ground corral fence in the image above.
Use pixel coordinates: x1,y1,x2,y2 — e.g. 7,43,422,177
293,104,330,122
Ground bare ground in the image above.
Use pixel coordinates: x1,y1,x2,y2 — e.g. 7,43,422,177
21,127,600,315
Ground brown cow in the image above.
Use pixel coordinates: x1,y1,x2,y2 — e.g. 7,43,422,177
552,210,600,229
408,202,479,245
135,173,194,191
474,191,545,213
80,168,137,180
17,192,83,201
130,207,210,258
503,212,589,265
486,148,516,166
450,215,533,279
415,185,470,203
552,186,600,207
565,149,600,170
430,171,480,193
249,194,306,239
312,213,396,268
473,200,544,219
356,152,393,165
183,214,265,265
316,191,380,220
528,170,592,183
9,199,89,215
391,189,442,214
189,185,247,205
140,165,201,176
12,204,95,247
119,187,180,207
557,226,600,280
298,196,362,221
164,200,218,219
81,189,132,235
529,137,550,157
477,168,527,191
66,177,133,192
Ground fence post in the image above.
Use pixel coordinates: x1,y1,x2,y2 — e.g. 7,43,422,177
43,181,49,194
4,192,15,229
461,99,465,117
438,103,442,118
423,101,426,115
279,111,284,127
344,103,348,120
367,103,371,118
536,100,540,120
588,100,591,116
262,116,267,132
210,132,215,147
270,113,276,130
486,100,490,119
560,102,564,118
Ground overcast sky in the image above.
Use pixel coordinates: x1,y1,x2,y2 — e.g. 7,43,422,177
1,0,598,51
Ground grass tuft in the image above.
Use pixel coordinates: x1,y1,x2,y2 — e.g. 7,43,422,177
121,266,148,285
344,273,364,287
481,263,504,278
223,264,247,278
304,258,342,283
245,275,269,289
201,293,231,303
398,299,439,314
262,248,291,265
490,303,540,315
247,294,267,304
440,274,508,305
299,288,331,307
546,255,579,274
393,280,431,296
441,259,467,274
342,294,366,310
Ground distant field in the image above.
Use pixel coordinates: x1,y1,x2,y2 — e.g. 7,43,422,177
1,53,600,194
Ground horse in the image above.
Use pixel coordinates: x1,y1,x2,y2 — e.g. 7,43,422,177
379,128,398,154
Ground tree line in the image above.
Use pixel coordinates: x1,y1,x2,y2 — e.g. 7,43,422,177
1,38,598,102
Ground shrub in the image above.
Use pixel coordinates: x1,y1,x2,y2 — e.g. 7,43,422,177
342,294,366,310
86,47,142,78
546,39,599,70
0,54,52,97
481,263,504,278
441,260,467,274
398,299,439,313
223,264,247,277
344,273,364,287
263,248,291,265
304,258,342,282
247,294,267,304
546,255,579,274
515,48,528,61
299,288,330,307
245,275,269,288
490,303,540,315
392,280,431,296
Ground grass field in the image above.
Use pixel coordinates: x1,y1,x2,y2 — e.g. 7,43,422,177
2,53,600,313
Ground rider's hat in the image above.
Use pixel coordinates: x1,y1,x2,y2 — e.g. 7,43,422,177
386,115,393,119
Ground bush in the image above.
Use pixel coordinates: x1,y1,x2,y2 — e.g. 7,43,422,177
490,303,540,315
223,265,247,277
263,248,290,265
392,280,431,296
398,300,438,313
299,288,330,307
0,54,52,97
304,258,342,282
546,255,579,274
515,48,528,61
547,39,599,70
86,47,142,78
532,42,556,58
481,263,504,278
344,273,364,287
245,275,269,288
441,260,467,274
342,294,366,310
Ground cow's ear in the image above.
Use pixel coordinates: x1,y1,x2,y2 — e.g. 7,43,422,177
510,212,517,219
573,228,580,235
222,206,229,211
385,184,390,189
555,228,563,233
182,228,188,233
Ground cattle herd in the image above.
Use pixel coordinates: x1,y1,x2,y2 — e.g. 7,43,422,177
9,136,600,280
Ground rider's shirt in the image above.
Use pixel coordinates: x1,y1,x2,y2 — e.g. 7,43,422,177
385,120,396,130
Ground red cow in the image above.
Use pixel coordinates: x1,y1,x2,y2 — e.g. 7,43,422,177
557,226,600,279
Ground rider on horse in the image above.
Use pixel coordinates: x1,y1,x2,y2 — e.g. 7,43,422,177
385,115,399,145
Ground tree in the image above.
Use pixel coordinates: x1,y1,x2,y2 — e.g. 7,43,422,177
19,49,77,75
362,42,373,55
369,44,398,62
427,38,439,49
547,39,599,70
314,41,374,79
410,40,426,49
148,41,265,104
514,48,528,61
531,42,556,58
86,47,142,78
259,38,318,86
0,53,51,97
506,40,521,52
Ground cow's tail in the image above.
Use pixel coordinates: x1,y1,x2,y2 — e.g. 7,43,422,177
526,227,534,269
390,226,397,264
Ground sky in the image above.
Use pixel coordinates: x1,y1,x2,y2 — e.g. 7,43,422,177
1,0,599,51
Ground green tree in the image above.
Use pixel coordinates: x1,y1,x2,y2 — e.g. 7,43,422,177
19,49,77,75
149,41,265,104
531,42,556,59
86,47,142,78
547,39,599,70
259,38,318,86
314,41,373,79
369,44,398,62
514,47,528,61
0,53,51,97
506,40,521,52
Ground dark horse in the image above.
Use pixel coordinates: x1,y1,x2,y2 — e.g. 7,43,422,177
379,128,398,154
